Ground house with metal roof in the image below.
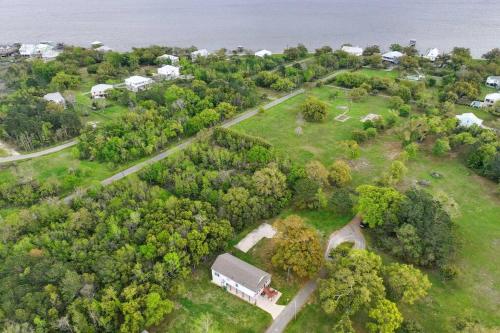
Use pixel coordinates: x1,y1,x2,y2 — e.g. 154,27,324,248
158,54,179,64
341,46,363,56
255,49,272,58
486,76,500,89
423,48,440,62
382,51,404,64
124,76,154,92
157,65,180,79
191,49,209,59
455,113,484,128
211,253,271,302
91,84,114,99
43,92,66,107
484,93,500,107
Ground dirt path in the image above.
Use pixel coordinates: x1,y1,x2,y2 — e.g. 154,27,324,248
0,140,77,164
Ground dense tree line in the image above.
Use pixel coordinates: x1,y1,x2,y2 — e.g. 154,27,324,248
0,129,296,332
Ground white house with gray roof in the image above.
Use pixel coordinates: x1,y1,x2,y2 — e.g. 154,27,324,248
211,253,271,303
486,76,500,89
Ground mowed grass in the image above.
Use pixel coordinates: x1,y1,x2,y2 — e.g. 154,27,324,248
357,68,400,79
233,86,395,167
152,263,271,333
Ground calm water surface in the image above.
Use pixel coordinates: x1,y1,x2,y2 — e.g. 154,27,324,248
0,0,499,56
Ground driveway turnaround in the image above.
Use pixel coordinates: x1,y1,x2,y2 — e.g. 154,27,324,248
266,215,366,333
325,215,366,258
235,223,276,253
0,140,77,164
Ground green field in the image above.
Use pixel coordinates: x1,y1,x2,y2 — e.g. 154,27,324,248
357,68,400,79
233,85,500,332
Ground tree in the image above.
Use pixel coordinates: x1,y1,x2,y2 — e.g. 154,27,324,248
319,250,385,316
144,292,174,327
300,96,328,122
363,45,381,56
329,188,354,215
272,215,323,278
432,138,451,156
293,178,322,209
252,165,288,200
305,160,329,186
220,187,254,230
383,263,431,304
388,96,405,110
404,143,418,159
356,185,404,227
50,71,80,90
329,160,352,187
349,87,368,102
482,48,500,63
366,299,403,333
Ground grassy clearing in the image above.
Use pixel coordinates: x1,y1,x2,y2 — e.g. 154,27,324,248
153,264,272,333
233,86,395,167
357,68,400,79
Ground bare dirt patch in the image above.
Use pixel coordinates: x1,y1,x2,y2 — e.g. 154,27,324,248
384,141,403,160
349,157,370,171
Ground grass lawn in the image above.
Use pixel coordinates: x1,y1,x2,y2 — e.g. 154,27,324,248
152,263,271,333
0,148,7,157
233,86,396,167
357,68,400,79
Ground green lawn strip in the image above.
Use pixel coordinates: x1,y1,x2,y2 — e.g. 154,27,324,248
153,265,271,333
0,148,7,157
357,68,400,79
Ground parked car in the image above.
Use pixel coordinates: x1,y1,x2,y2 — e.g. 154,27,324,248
470,101,483,108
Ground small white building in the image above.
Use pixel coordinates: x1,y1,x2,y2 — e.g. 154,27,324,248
157,65,180,79
41,49,60,61
484,93,500,107
157,54,179,64
95,45,113,53
382,51,404,64
455,113,484,128
486,76,500,89
91,41,103,48
423,48,440,62
124,76,154,92
19,44,36,57
341,46,363,56
91,84,114,99
43,92,65,106
255,49,272,58
211,253,271,303
191,49,209,59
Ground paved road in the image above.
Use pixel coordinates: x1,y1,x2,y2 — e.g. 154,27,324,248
0,140,78,164
62,88,306,203
265,215,365,333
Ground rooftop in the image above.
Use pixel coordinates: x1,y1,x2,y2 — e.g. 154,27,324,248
212,253,271,293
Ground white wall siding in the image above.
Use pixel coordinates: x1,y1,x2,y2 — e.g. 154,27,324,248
211,269,258,300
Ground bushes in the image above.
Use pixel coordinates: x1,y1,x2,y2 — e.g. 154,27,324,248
300,96,328,122
212,127,272,150
335,72,368,88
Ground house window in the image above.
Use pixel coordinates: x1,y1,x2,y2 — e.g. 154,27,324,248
214,272,219,277
235,283,239,288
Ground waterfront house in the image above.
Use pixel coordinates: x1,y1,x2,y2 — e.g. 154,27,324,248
255,49,272,57
455,113,483,128
484,93,500,107
91,41,103,48
191,49,209,59
43,92,66,107
0,45,18,57
486,76,500,89
19,44,36,57
423,48,440,62
341,46,363,56
95,45,113,53
41,49,60,61
382,51,404,64
125,76,154,92
157,65,180,79
211,253,271,303
91,84,114,99
157,54,179,64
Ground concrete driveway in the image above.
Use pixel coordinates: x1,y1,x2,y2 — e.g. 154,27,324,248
235,223,276,253
325,215,366,258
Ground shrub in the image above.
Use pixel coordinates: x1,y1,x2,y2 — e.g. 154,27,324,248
300,96,328,122
432,138,451,156
366,127,377,139
352,129,369,143
399,104,411,117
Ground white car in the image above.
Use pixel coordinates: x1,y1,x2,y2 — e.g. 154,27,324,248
470,101,483,108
